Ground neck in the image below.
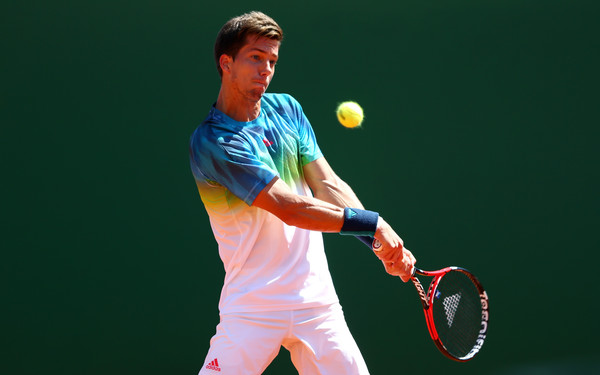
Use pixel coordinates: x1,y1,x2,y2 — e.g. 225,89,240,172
215,86,262,122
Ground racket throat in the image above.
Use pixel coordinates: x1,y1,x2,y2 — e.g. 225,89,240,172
411,277,431,308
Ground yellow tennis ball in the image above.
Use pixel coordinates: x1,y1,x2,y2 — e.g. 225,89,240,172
336,101,364,128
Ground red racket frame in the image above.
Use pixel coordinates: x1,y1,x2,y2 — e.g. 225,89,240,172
410,266,489,362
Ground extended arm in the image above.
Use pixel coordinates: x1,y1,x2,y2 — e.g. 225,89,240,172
253,157,416,281
252,158,361,232
253,175,345,233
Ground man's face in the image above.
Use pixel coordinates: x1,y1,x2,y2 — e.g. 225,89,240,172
227,36,280,102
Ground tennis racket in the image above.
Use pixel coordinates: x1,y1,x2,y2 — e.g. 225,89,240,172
410,266,489,361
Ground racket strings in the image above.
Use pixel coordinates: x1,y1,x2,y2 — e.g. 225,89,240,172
442,291,462,327
432,271,485,359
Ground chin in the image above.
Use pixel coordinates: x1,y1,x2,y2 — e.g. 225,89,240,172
248,88,266,101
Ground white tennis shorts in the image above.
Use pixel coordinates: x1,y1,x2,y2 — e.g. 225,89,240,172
198,303,369,375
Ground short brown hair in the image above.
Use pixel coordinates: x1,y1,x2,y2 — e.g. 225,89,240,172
214,11,283,77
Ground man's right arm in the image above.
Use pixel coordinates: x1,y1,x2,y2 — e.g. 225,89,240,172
252,174,416,281
253,176,346,233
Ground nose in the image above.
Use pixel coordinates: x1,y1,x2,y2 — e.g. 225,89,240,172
260,61,274,77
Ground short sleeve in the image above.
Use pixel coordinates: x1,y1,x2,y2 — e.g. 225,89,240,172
190,128,277,206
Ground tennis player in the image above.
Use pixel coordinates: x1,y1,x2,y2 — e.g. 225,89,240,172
189,11,416,375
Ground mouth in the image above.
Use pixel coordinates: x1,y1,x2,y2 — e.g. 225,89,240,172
253,78,270,87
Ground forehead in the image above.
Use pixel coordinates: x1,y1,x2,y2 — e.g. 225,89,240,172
241,35,280,56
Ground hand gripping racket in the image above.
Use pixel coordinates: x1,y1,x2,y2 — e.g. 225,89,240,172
411,266,489,361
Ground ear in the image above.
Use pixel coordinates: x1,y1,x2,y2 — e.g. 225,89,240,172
219,54,233,74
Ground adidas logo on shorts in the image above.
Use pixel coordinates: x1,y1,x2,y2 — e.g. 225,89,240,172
205,358,221,372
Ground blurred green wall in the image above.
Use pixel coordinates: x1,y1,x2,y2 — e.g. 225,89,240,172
3,1,599,374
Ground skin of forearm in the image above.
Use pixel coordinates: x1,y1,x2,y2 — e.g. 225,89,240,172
253,177,345,233
269,192,345,233
311,177,365,210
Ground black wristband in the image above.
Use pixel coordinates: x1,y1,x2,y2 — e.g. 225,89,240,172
339,208,379,236
355,235,375,248
355,235,382,251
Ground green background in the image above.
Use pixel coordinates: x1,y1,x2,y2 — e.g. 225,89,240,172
3,0,599,374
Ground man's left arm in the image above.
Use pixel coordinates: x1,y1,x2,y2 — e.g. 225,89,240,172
303,157,416,281
302,157,365,209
